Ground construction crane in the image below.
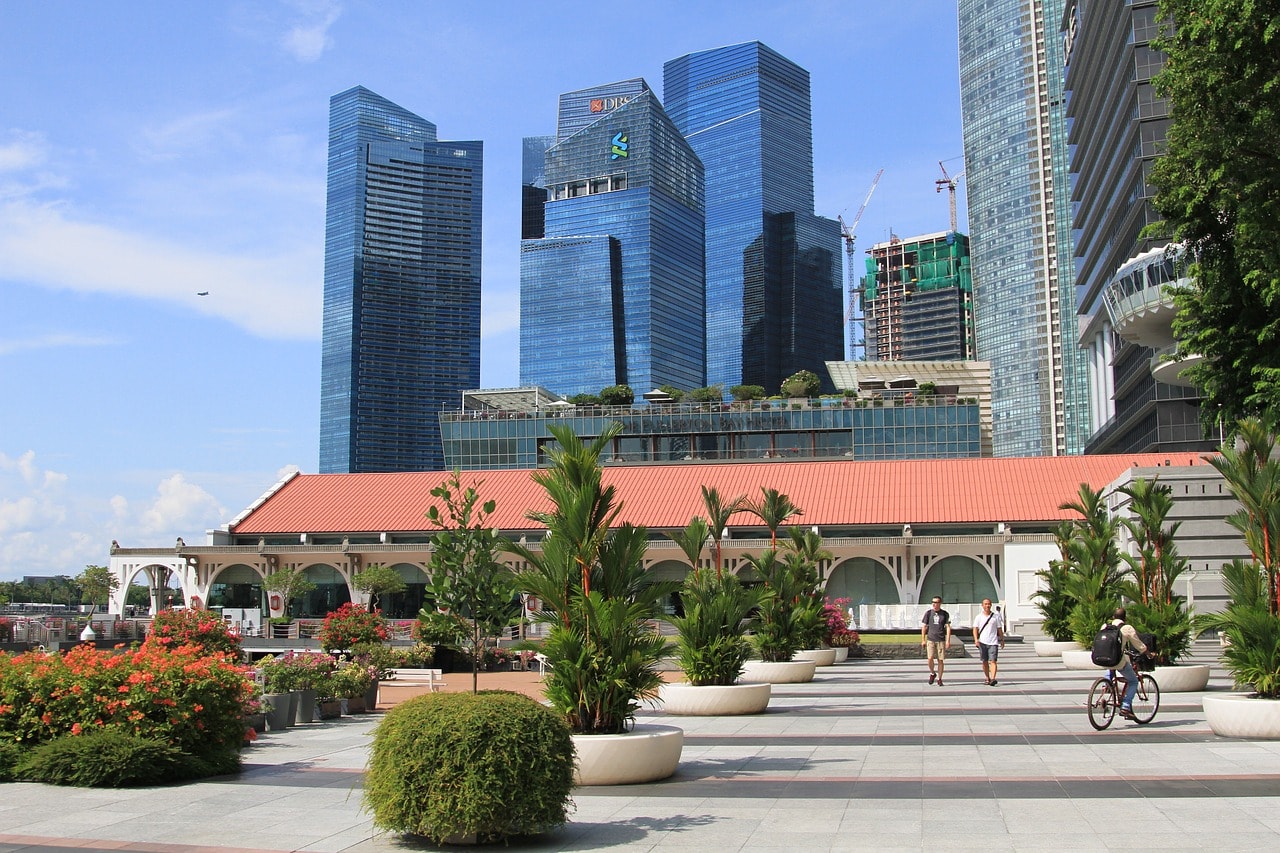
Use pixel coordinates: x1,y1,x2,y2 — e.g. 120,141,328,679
936,160,965,233
839,168,883,360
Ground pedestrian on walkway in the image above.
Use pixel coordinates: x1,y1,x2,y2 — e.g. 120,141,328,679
920,596,951,685
973,598,1005,685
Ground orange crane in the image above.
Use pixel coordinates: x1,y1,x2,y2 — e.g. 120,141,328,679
936,160,965,233
838,168,883,360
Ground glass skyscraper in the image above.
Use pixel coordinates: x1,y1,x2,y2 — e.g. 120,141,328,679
320,86,483,473
663,42,842,396
958,1,1090,456
520,81,705,397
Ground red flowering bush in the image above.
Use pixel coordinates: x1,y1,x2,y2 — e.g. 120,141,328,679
822,598,860,648
0,643,254,770
318,602,389,653
0,617,12,642
258,651,336,694
145,608,242,660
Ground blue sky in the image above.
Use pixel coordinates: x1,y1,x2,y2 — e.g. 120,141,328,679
0,0,966,579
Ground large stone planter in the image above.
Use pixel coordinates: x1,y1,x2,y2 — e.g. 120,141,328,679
1151,664,1211,693
831,646,850,663
573,724,684,785
294,689,317,724
739,659,817,684
795,648,838,667
1034,640,1080,657
1062,649,1105,671
261,693,292,732
659,682,771,716
1203,693,1280,738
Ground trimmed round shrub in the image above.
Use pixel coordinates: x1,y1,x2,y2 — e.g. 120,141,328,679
364,691,575,843
15,729,184,787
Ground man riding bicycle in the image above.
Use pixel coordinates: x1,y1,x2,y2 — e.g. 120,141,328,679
1105,607,1153,719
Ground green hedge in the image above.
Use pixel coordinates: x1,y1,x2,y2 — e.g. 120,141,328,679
364,691,574,843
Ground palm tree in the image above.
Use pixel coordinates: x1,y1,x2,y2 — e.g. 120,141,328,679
1116,478,1186,606
1057,483,1128,645
747,488,802,548
701,486,747,577
666,517,711,570
1207,418,1280,616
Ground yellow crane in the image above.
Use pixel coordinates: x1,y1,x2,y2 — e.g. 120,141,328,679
838,168,883,360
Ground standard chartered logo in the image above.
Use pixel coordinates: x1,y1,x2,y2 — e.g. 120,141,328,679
611,131,629,159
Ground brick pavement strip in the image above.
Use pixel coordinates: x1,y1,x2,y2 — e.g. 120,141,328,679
2,640,1279,852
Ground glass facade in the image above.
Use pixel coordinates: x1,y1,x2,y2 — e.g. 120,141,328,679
521,135,554,240
320,86,482,473
1063,0,1211,455
521,86,705,397
664,42,843,395
440,398,982,469
958,0,1090,456
862,232,975,362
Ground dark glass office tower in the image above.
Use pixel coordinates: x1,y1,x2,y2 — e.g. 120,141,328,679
520,82,705,397
521,135,554,240
664,42,842,395
320,86,482,473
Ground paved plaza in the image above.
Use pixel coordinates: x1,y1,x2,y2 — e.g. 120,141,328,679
1,640,1278,852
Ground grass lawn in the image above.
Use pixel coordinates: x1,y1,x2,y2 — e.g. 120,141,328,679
857,632,924,645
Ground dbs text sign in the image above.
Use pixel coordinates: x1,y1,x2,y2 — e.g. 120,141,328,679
590,95,632,113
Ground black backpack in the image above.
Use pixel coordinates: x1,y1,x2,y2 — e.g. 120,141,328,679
1091,623,1123,667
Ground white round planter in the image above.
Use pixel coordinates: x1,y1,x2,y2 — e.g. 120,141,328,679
795,648,838,667
831,646,850,663
573,724,684,785
659,681,771,716
1062,649,1105,670
1202,693,1280,739
740,659,818,684
1034,640,1081,657
1151,664,1211,693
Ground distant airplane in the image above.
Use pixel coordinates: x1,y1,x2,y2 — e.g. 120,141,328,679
196,291,209,296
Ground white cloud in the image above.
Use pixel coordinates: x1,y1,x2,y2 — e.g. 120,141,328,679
0,130,48,172
0,199,320,339
280,0,342,62
138,109,239,161
135,474,227,537
0,332,121,357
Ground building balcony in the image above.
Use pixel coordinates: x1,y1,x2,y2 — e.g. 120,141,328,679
1101,244,1191,350
1149,343,1203,389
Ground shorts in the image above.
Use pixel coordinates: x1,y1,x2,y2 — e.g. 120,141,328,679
979,642,1000,663
925,639,946,660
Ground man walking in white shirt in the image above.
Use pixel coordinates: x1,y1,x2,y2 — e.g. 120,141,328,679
972,598,1005,685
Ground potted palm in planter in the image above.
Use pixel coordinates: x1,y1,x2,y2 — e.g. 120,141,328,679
739,547,822,684
659,547,769,715
1031,523,1082,656
1197,419,1280,737
502,423,682,785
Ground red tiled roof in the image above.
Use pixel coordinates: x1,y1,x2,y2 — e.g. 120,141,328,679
229,453,1211,535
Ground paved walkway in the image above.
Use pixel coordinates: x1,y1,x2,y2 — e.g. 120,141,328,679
1,640,1278,852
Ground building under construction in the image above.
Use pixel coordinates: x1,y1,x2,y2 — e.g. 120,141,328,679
861,231,975,362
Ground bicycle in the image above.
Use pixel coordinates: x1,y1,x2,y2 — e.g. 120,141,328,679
1086,660,1160,730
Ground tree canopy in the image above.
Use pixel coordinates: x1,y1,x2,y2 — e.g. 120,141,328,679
1151,0,1280,428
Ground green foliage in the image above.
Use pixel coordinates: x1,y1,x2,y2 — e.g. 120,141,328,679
501,424,674,734
744,548,822,662
730,384,767,401
1114,477,1194,664
365,691,574,843
701,485,747,576
1149,1,1280,427
657,384,685,403
1206,418,1280,615
747,487,802,547
664,568,764,685
424,471,517,692
1033,544,1078,643
1068,596,1122,649
1127,599,1193,667
15,730,186,787
779,369,821,399
318,603,389,653
566,393,601,406
917,381,937,396
1197,560,1280,696
598,384,634,406
0,741,20,782
687,384,724,403
1057,483,1128,645
351,564,407,611
75,564,118,607
258,651,336,694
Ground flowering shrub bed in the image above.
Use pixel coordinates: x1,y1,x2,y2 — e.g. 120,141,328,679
319,603,389,652
822,598,860,648
146,608,242,660
258,651,336,694
0,643,254,768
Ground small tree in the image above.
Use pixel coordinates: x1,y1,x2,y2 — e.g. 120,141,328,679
687,384,724,403
779,370,821,399
599,384,634,406
1032,522,1079,642
730,384,767,402
747,487,802,548
566,393,601,406
76,565,118,609
701,485,747,578
422,471,517,693
657,384,686,403
262,568,316,618
352,563,407,613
